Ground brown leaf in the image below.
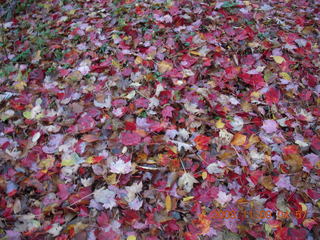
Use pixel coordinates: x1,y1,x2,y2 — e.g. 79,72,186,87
260,175,275,190
283,154,303,172
231,133,247,146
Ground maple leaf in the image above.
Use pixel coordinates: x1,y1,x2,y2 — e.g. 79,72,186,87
265,87,281,105
110,159,132,174
125,182,143,202
93,188,117,209
47,223,63,237
162,105,175,119
178,172,198,193
194,135,211,150
128,197,143,210
216,191,232,206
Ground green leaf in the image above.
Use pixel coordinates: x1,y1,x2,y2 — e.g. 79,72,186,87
221,1,238,8
23,111,32,119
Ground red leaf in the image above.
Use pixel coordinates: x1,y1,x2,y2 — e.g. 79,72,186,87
125,121,136,131
63,50,79,65
57,183,70,201
77,116,96,133
239,73,265,89
97,212,109,227
283,145,300,155
311,136,320,150
265,87,281,105
194,135,211,150
307,189,320,199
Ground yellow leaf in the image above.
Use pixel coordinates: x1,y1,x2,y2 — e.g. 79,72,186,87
165,195,172,212
183,196,194,202
245,134,260,148
112,60,121,69
215,119,225,129
135,56,143,65
13,70,26,91
248,42,260,48
61,158,75,167
86,156,94,164
67,9,76,15
250,91,261,98
105,174,117,185
272,55,285,64
279,72,291,80
190,51,201,56
283,153,303,172
42,3,51,11
158,61,172,73
14,81,26,91
202,171,207,180
298,202,307,212
39,156,55,170
241,101,252,112
231,133,247,146
127,236,136,240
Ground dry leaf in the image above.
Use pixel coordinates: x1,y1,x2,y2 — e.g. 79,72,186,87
158,61,173,73
261,175,275,190
165,195,172,212
81,134,99,142
231,133,247,146
272,55,285,64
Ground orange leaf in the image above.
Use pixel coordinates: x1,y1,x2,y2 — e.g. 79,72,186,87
198,214,211,235
194,135,211,150
165,195,172,212
231,133,247,146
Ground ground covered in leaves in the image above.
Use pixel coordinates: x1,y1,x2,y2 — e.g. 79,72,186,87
0,0,320,239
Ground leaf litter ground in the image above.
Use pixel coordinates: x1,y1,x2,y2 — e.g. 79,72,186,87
0,0,320,239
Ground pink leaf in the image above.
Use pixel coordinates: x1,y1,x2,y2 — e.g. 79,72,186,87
121,132,142,146
161,106,175,119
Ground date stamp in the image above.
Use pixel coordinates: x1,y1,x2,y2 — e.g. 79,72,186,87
209,208,306,220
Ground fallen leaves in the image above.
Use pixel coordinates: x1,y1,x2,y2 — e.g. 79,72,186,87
1,0,319,239
194,135,211,150
110,159,132,174
165,195,172,212
120,132,142,146
272,55,286,64
157,60,173,73
265,87,281,105
231,133,247,146
93,188,117,209
262,119,279,134
178,172,198,193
